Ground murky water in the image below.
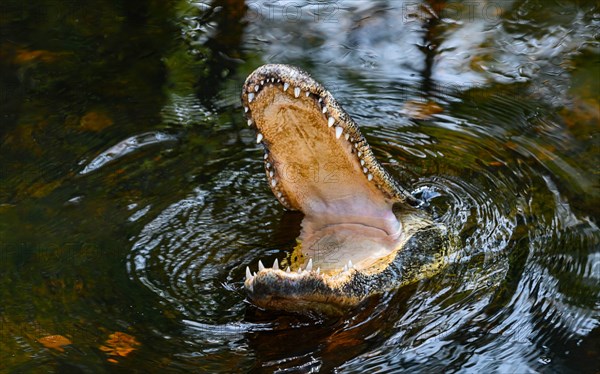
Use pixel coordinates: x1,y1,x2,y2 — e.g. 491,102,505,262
1,0,598,372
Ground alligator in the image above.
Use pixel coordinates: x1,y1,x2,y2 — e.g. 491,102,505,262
241,64,446,316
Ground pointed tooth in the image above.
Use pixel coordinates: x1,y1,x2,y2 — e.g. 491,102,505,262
253,272,257,277
343,264,348,272
305,91,310,97
266,162,271,169
260,80,264,85
306,258,313,271
248,93,254,102
258,260,265,271
264,153,269,160
297,267,302,273
286,266,290,273
269,171,274,178
328,117,335,127
283,82,289,91
318,98,322,103
368,174,373,181
363,167,368,173
357,151,362,157
271,179,277,187
322,106,327,113
348,260,353,268
360,160,365,166
335,126,343,139
350,138,354,142
316,267,320,274
256,133,263,143
246,266,252,280
277,192,282,198
345,133,350,140
244,106,248,113
294,87,300,98
254,85,259,92
247,119,253,126
273,258,279,270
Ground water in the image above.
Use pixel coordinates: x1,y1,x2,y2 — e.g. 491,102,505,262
1,0,598,372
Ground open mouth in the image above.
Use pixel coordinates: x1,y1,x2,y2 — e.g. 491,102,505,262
240,64,425,314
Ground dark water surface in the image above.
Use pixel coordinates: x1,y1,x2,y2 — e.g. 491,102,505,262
1,0,599,372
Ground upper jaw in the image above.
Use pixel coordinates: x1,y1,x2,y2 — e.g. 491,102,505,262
241,64,421,210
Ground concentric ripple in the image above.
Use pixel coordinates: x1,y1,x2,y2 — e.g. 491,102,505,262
127,154,290,323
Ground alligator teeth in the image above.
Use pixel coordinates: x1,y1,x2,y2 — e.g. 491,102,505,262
258,260,265,271
256,133,263,143
248,93,254,102
328,117,335,127
335,126,343,139
357,151,362,157
266,162,271,169
254,85,259,92
286,266,290,273
345,133,350,140
368,174,373,181
316,267,320,274
348,260,353,268
343,264,348,272
273,258,279,270
363,167,368,174
294,87,300,98
318,98,322,103
322,106,328,113
283,82,289,91
271,179,276,187
305,91,310,97
260,80,264,85
246,266,252,280
306,258,313,271
247,119,253,126
277,192,282,198
263,153,268,160
244,106,248,113
360,160,365,166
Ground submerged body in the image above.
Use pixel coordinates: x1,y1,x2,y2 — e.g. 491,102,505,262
241,64,445,315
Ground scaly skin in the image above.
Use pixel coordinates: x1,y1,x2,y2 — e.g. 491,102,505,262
241,64,445,316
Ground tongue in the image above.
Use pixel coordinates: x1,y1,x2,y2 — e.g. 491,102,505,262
299,220,403,271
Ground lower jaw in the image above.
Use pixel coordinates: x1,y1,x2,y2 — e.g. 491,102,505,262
250,292,361,316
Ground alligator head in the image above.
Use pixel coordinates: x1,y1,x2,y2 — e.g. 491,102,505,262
241,64,444,316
